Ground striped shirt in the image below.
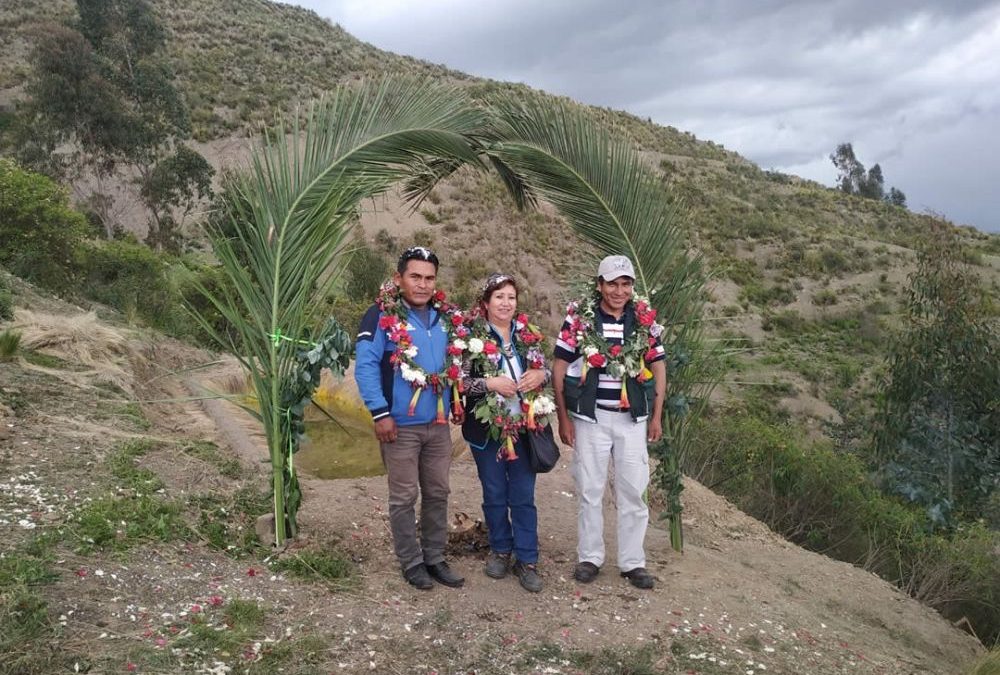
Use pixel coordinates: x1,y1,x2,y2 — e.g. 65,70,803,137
554,304,666,409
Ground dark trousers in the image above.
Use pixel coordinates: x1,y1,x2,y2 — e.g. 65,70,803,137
471,437,538,564
380,423,453,571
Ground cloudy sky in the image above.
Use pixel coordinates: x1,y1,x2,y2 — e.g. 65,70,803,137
284,0,1000,232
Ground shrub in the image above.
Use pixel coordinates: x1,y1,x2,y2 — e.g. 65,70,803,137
0,329,19,360
76,239,171,321
685,408,1000,645
0,159,88,293
0,275,13,321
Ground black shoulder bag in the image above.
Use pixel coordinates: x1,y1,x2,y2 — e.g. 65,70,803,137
501,350,560,473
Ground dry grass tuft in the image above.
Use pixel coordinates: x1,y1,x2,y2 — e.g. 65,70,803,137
12,310,137,395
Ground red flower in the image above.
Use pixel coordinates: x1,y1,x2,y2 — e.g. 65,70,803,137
483,341,499,355
378,315,396,330
246,568,258,577
609,344,622,357
516,313,529,326
587,353,607,367
447,365,460,380
127,662,137,672
190,604,203,613
207,595,224,607
638,311,656,327
644,348,659,362
451,313,465,327
433,290,446,302
648,336,657,346
447,344,463,356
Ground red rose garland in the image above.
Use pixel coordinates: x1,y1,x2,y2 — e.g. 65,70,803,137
375,281,470,422
562,293,663,409
468,312,556,461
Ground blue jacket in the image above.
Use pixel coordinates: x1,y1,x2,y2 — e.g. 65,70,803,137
354,303,453,426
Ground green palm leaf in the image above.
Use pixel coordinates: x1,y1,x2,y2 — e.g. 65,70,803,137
485,93,718,551
191,77,490,545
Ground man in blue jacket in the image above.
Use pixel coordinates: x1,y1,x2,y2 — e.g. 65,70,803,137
354,246,465,590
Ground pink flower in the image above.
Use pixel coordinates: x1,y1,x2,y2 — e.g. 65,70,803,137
247,567,258,577
207,595,224,607
190,604,202,613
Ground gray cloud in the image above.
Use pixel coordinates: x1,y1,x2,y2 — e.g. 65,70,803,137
286,0,1000,231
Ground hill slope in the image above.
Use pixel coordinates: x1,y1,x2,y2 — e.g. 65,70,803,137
0,276,984,673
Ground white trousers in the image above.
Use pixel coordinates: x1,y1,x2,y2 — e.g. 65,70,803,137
572,408,649,571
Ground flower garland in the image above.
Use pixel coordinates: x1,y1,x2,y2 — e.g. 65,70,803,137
469,312,556,461
376,281,470,422
560,291,664,409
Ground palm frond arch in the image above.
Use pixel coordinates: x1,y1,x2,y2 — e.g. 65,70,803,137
198,78,712,551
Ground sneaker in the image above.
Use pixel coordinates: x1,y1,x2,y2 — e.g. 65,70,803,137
484,552,511,579
620,567,655,589
512,561,543,593
573,561,600,583
426,561,465,588
402,563,433,590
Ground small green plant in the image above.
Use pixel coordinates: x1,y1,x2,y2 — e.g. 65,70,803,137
270,549,353,586
182,440,242,478
107,439,164,493
0,588,58,674
69,495,187,553
0,276,13,321
813,288,837,306
0,329,20,360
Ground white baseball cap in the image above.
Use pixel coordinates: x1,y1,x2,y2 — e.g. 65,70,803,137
597,255,635,281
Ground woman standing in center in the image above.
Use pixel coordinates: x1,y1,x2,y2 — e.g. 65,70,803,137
462,273,548,593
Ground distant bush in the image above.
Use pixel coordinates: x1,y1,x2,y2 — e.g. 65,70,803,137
0,275,13,321
76,239,172,322
685,408,1000,645
0,159,88,293
0,329,20,360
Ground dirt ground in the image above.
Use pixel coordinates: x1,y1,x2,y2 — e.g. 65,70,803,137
0,288,985,674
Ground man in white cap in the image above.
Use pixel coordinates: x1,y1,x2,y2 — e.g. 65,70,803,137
552,255,667,589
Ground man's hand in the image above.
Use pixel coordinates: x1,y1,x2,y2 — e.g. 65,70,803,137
647,416,663,443
517,369,546,393
557,411,575,447
374,417,398,443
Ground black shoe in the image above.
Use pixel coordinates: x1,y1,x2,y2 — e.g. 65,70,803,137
573,561,600,583
403,564,433,590
512,561,543,593
621,567,655,589
484,552,511,579
426,561,465,588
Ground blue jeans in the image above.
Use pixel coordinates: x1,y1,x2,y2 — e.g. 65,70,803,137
471,437,538,563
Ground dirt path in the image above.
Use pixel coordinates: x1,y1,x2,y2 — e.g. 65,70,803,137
190,361,982,675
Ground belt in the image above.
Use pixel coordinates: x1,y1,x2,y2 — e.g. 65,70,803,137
596,405,630,413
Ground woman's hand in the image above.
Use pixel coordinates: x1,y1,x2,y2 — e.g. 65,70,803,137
487,376,518,397
517,368,546,393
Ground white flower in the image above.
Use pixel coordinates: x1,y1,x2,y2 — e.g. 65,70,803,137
403,346,418,359
583,346,599,357
400,363,424,385
533,395,555,416
452,338,467,351
468,338,485,354
650,322,664,338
